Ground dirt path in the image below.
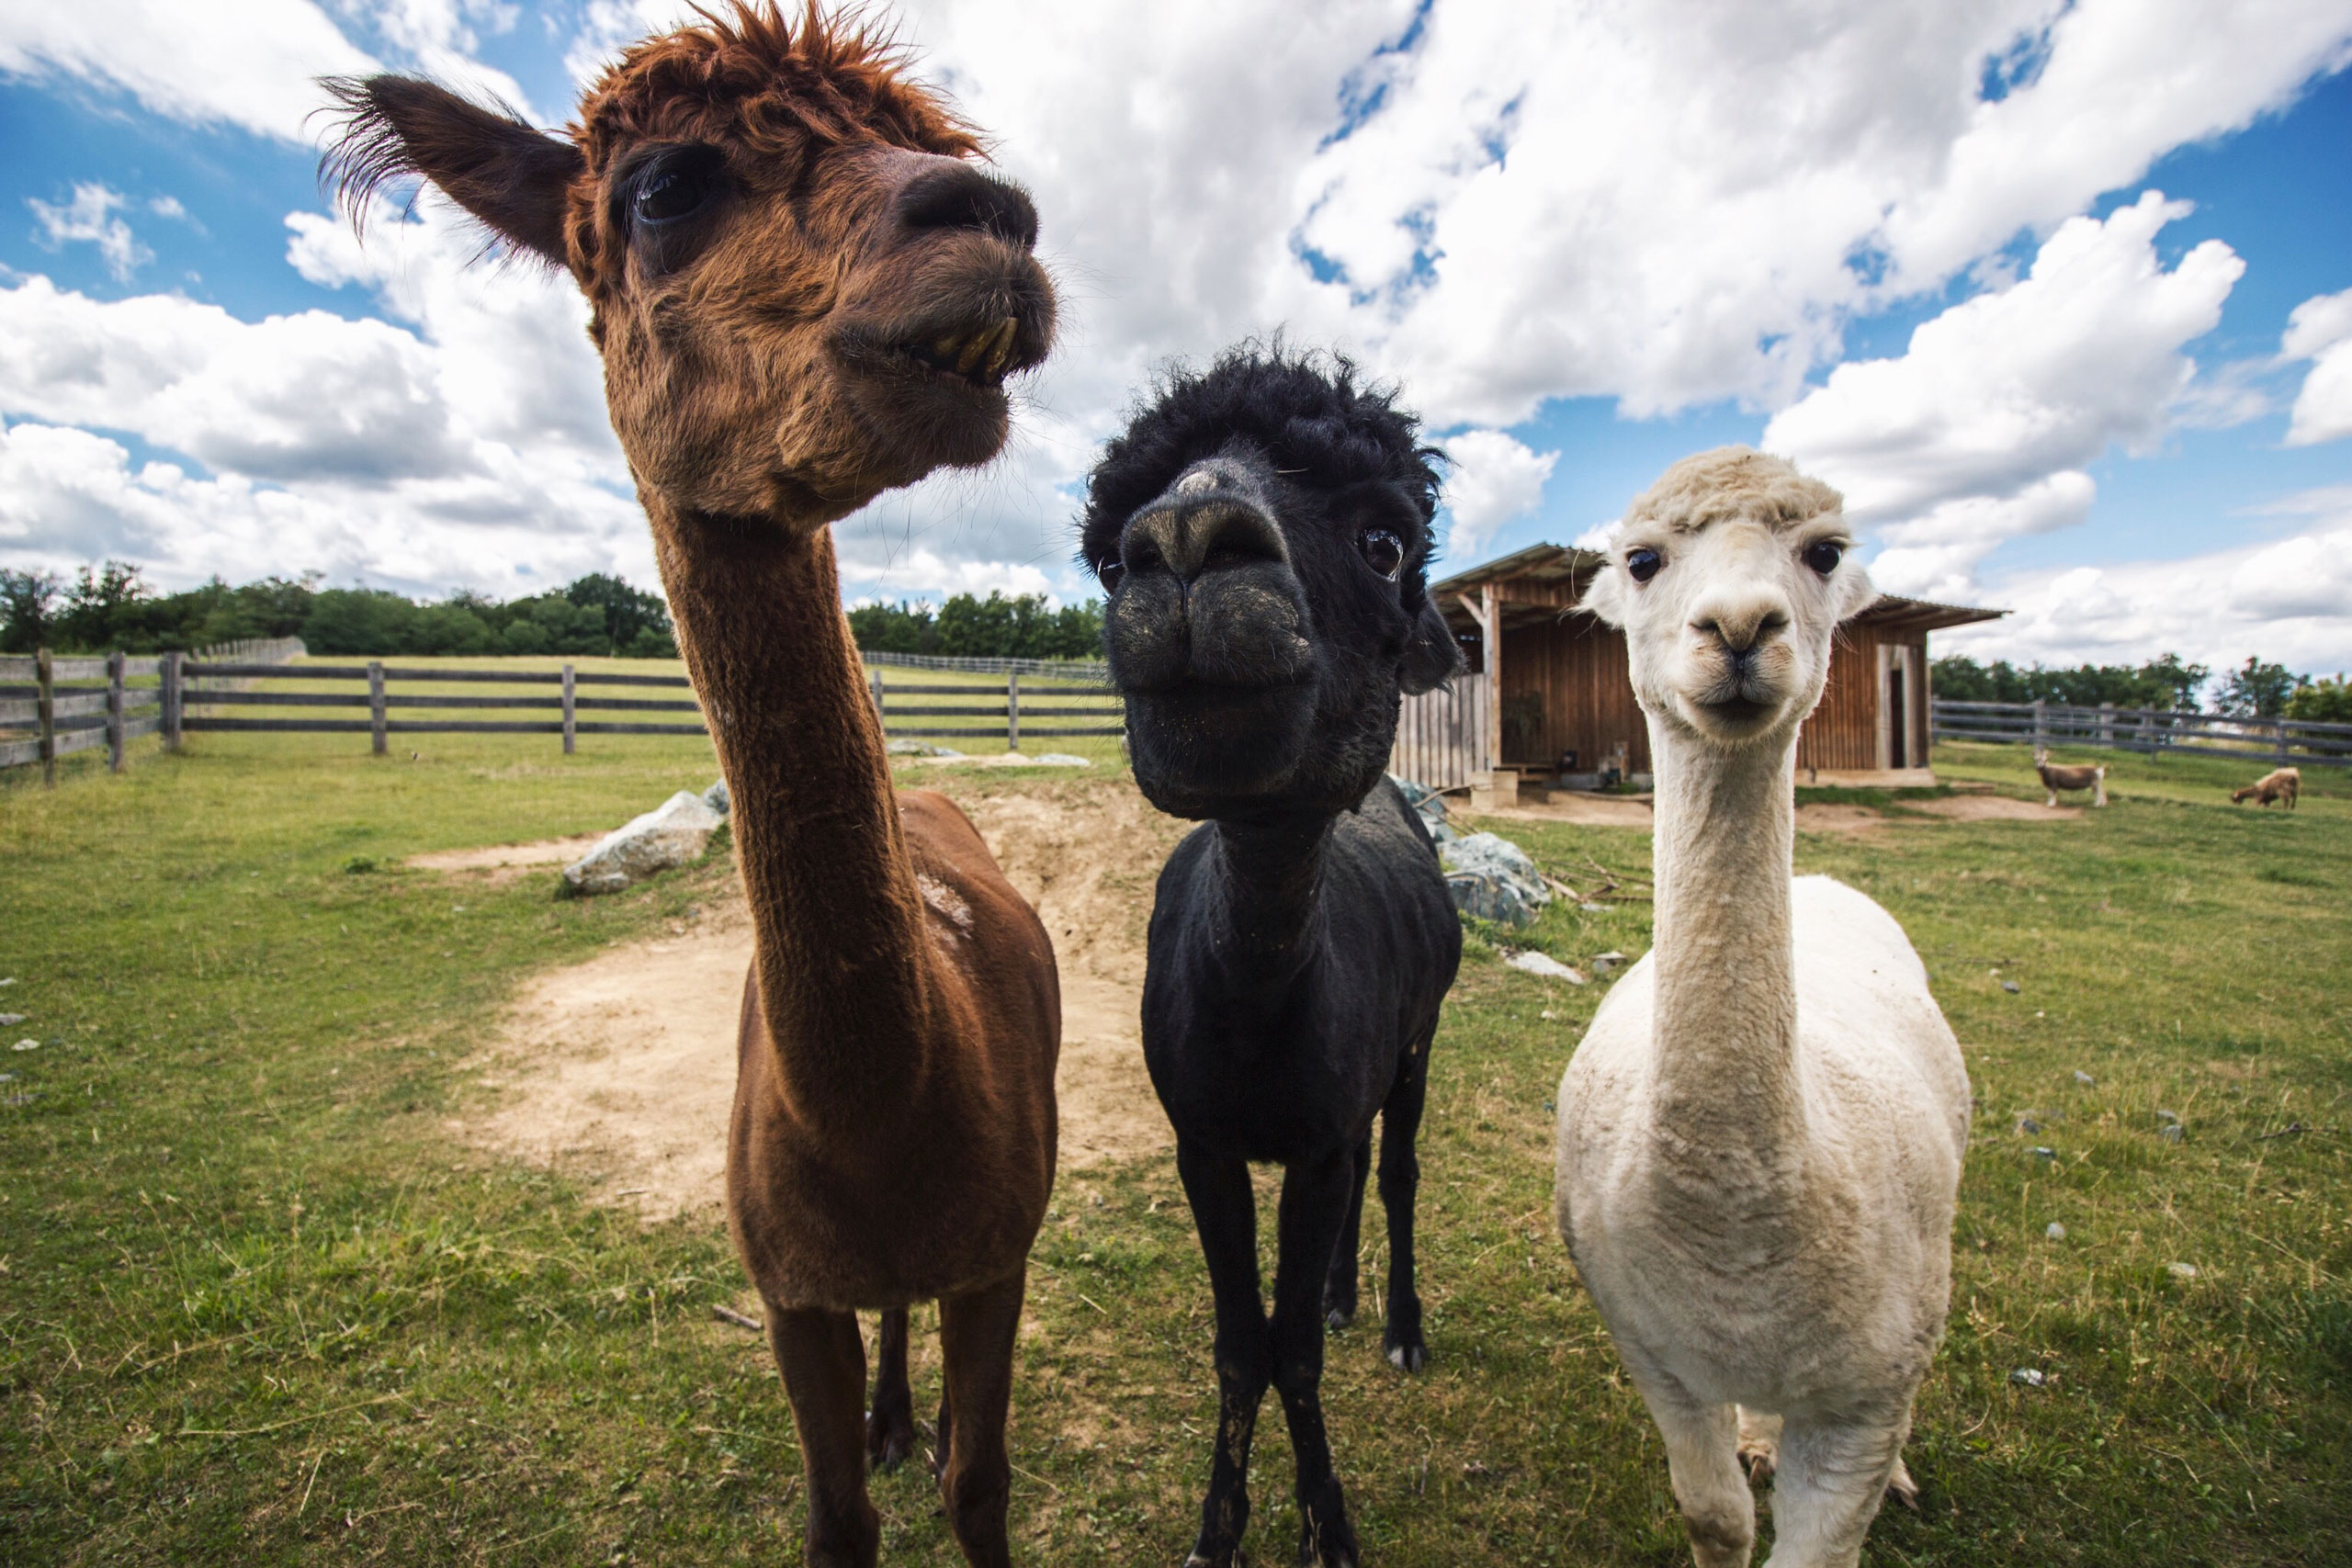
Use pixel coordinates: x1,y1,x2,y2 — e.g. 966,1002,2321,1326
457,781,1186,1220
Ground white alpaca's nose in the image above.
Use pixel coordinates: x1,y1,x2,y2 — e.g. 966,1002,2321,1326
1688,595,1789,658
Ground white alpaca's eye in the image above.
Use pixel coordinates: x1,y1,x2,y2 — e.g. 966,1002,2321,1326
1804,540,1843,576
1626,547,1662,583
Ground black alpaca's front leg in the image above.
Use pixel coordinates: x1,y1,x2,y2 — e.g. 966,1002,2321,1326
1273,1151,1363,1567
867,1306,916,1469
1323,1136,1371,1329
1177,1144,1270,1568
1379,1040,1432,1371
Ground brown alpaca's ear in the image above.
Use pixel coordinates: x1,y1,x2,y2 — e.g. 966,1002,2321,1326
321,74,583,265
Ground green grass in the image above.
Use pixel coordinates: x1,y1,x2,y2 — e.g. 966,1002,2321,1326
2,734,2347,1563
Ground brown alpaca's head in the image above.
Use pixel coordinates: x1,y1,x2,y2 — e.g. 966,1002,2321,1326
323,2,1055,525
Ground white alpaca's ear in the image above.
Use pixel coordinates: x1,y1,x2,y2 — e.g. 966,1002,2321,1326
1580,565,1628,627
1834,557,1875,622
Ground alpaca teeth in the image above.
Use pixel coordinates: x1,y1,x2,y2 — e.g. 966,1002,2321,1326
955,332,989,376
980,316,1019,378
932,334,964,362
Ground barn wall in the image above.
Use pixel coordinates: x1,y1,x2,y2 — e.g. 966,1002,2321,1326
1499,615,1650,773
1796,621,1884,772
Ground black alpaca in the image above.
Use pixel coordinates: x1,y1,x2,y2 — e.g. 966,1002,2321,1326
1081,347,1464,1568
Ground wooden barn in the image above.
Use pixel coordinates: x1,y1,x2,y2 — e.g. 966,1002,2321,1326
1390,543,2003,799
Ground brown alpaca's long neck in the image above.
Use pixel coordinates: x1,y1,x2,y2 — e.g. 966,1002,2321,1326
648,502,932,1119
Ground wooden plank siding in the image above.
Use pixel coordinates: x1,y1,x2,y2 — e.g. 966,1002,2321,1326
1498,615,1648,773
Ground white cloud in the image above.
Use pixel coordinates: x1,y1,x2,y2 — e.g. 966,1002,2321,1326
27,184,153,281
2282,286,2352,446
1439,429,1558,558
0,0,376,143
1763,193,2240,593
1943,518,2352,675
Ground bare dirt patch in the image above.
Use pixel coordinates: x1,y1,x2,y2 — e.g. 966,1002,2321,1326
1905,795,2081,823
1793,803,1887,835
1472,794,1655,828
407,835,603,878
458,780,1188,1219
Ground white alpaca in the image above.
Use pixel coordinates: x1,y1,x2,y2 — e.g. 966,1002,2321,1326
1554,449,1969,1568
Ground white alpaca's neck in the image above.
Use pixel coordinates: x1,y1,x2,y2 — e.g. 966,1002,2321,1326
1645,716,1805,1179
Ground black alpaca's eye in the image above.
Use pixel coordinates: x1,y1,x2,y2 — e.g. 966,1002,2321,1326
1804,540,1844,576
1626,547,1663,583
1360,528,1405,581
634,159,716,225
1096,558,1125,592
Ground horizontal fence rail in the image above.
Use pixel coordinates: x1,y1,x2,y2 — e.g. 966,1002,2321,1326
1932,698,2352,769
858,650,1111,682
6,647,1125,779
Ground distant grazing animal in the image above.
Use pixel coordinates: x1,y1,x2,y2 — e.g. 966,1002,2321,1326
1083,346,1464,1568
2233,766,2301,809
1555,448,1969,1568
2033,747,2108,807
324,8,1061,1565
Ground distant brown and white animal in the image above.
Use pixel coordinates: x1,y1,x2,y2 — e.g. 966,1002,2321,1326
325,10,1061,1565
2033,747,2108,807
2233,766,2301,809
1555,449,1968,1568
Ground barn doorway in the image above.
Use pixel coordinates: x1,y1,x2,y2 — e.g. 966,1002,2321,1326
1887,659,1907,769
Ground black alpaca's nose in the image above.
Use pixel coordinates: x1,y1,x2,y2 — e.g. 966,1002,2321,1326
1122,466,1290,587
895,162,1039,249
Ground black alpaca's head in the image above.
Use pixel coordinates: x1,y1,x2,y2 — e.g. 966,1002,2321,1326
1080,344,1461,819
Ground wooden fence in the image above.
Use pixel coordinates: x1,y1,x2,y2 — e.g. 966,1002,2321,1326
3,652,1124,780
1390,671,1493,791
1932,698,2352,770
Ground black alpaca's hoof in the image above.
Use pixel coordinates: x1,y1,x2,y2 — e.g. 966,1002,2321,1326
1323,1287,1356,1331
865,1404,917,1472
1385,1329,1426,1373
1297,1508,1360,1567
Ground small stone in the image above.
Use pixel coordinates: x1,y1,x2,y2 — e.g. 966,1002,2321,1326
11,1039,37,1052
2001,980,2021,994
2155,1108,2179,1123
1540,1010,1559,1021
2046,1222,2066,1240
0,1071,14,1082
0,1014,22,1027
2167,1262,2198,1280
2032,1145,2057,1161
1507,950,1586,984
1032,753,1092,768
1593,952,1627,973
2158,1123,2184,1143
2015,1115,2041,1134
2009,1368,2046,1388
0,977,15,986
2073,1070,2095,1087
1579,903,1607,913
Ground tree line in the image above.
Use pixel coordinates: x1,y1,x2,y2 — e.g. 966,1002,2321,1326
1932,651,2352,723
0,562,677,659
846,593,1105,661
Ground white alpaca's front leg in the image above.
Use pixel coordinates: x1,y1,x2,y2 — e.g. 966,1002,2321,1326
1758,1405,1912,1568
1627,1362,1753,1568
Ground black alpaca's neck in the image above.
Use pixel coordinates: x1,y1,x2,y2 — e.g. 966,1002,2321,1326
1203,810,1336,1000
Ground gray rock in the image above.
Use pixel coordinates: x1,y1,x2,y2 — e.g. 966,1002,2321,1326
562,790,725,897
2001,980,2021,994
885,739,928,755
2046,1222,2067,1240
2167,1261,2198,1280
2015,1115,2042,1134
2073,1070,2095,1087
2009,1368,2046,1388
1440,831,1552,928
0,1014,21,1027
2032,1145,2057,1161
702,778,729,816
1506,950,1586,984
1593,951,1627,973
11,1039,38,1052
2158,1122,2184,1143
1032,753,1091,767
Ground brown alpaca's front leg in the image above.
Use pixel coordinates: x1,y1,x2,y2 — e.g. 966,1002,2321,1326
769,1304,880,1568
867,1307,917,1471
935,1269,1027,1568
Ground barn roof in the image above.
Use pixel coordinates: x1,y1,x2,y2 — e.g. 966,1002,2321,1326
1427,543,2004,634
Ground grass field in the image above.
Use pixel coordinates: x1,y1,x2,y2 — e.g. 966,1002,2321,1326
1,730,2346,1564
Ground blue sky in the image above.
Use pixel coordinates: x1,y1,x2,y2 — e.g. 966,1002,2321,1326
5,1,2352,676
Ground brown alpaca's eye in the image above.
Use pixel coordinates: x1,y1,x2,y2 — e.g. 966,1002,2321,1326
1360,528,1405,581
1626,547,1662,582
636,167,709,224
1804,540,1844,576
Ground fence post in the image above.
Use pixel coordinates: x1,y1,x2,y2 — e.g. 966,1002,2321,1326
2031,698,2045,751
2098,702,2112,749
1006,671,1020,752
107,650,125,773
162,650,182,750
2277,716,2290,766
869,669,885,728
561,663,576,755
368,660,387,756
36,647,55,789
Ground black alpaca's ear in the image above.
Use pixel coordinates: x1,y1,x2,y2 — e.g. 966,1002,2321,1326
321,74,583,265
1398,598,1462,695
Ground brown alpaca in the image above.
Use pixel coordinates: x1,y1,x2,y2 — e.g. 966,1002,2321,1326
323,8,1059,1565
2233,766,2301,808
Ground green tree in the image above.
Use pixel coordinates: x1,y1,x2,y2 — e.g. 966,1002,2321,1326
0,569,62,653
561,573,675,656
302,589,422,655
2286,675,2352,725
2217,656,2301,718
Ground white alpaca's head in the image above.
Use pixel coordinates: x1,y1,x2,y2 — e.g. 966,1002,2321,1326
1582,447,1871,750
